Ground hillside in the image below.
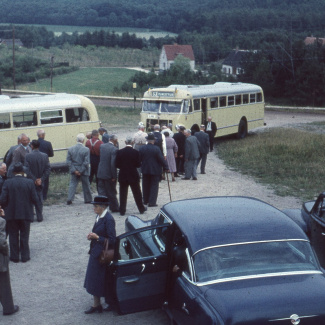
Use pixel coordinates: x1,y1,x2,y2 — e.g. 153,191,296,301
0,0,324,35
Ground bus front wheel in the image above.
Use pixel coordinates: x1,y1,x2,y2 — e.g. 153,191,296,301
237,119,247,139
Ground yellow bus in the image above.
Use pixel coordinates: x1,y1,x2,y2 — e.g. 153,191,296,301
141,82,264,138
0,93,101,164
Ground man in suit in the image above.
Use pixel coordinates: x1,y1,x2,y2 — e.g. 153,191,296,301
3,134,21,173
37,129,54,200
98,127,109,144
0,162,40,263
0,163,7,194
25,140,51,222
182,129,201,180
66,133,92,205
116,136,146,216
194,125,210,174
139,133,168,207
173,125,186,176
12,133,31,165
0,212,19,315
97,134,119,212
205,116,217,152
85,129,103,189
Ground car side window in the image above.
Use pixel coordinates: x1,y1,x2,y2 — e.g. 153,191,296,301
118,226,170,262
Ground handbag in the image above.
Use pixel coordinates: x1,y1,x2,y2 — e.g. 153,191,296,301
98,238,114,265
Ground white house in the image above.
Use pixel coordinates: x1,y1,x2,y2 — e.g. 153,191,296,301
159,44,195,71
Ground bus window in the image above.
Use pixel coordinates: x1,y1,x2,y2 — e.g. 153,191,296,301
193,99,200,111
250,94,256,103
228,96,235,106
235,95,242,105
243,94,249,104
66,108,89,123
183,100,189,113
257,93,263,102
40,110,63,125
13,111,37,127
210,97,218,108
142,100,160,112
161,101,182,113
220,96,227,107
0,113,11,129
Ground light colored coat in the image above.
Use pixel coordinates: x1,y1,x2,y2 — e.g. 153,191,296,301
97,142,118,180
66,143,90,176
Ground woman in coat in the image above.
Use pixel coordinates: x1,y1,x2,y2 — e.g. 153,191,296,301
84,196,116,314
164,132,178,181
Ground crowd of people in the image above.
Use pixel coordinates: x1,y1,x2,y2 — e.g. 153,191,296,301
0,117,216,316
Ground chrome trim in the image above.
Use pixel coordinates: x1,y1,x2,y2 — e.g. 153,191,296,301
159,211,173,224
269,314,318,322
195,271,322,287
193,239,309,256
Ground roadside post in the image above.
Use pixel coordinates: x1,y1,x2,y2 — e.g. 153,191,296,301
133,82,137,109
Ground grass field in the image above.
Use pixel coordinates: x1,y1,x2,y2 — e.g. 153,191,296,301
18,67,138,95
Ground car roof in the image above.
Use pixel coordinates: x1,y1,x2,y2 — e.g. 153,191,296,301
161,196,307,254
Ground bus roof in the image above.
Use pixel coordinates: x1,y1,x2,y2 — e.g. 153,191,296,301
0,93,89,113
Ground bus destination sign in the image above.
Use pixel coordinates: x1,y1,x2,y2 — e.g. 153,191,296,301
151,91,175,98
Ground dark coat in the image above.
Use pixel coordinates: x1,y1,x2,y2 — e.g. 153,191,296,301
195,131,210,155
205,120,217,137
173,132,186,156
84,211,116,297
0,176,40,221
25,149,51,185
38,138,54,158
0,217,9,272
116,146,140,183
139,143,168,175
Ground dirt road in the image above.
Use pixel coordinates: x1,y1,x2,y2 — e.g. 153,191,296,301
2,110,325,325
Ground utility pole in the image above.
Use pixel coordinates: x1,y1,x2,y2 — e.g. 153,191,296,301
50,56,54,92
12,26,16,90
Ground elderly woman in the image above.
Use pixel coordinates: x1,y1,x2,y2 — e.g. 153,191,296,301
164,131,178,181
84,196,116,314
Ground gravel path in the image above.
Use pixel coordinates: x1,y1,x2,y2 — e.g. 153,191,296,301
2,110,325,325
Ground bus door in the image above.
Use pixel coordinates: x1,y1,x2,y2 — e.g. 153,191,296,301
201,98,207,125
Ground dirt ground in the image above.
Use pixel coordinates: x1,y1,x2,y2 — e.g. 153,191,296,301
2,110,325,325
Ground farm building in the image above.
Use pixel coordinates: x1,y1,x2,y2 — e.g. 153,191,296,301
159,44,195,71
304,36,325,46
222,49,249,76
0,39,24,47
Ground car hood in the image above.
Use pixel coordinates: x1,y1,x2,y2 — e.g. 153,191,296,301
201,273,325,325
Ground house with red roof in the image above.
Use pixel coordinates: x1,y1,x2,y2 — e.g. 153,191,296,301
304,36,325,46
159,44,195,71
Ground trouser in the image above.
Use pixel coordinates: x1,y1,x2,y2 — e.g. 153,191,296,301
184,159,198,179
98,179,119,211
35,187,43,221
176,156,184,174
206,131,214,151
0,269,15,314
42,176,50,200
89,155,100,188
119,181,145,214
142,174,160,205
197,153,208,173
67,174,92,203
6,220,31,261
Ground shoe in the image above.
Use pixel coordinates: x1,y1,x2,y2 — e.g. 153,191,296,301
201,172,206,174
103,304,113,312
84,305,103,314
84,201,92,204
148,203,158,207
172,177,175,182
21,258,30,263
110,209,120,213
192,177,197,180
174,174,180,177
120,212,125,216
181,177,190,180
140,207,147,214
210,149,213,152
10,258,19,263
67,200,72,205
3,305,19,316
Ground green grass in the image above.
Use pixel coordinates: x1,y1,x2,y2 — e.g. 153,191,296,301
217,127,325,201
19,67,138,95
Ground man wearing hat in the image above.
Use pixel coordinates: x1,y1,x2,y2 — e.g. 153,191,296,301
139,133,169,207
0,162,40,263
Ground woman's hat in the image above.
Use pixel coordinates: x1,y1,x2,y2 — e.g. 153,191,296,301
91,196,109,205
146,132,155,141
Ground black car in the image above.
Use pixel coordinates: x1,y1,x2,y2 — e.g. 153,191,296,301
110,196,325,324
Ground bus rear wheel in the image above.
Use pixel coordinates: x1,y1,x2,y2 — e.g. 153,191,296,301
237,119,247,139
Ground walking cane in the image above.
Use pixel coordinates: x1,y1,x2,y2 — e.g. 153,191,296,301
165,171,172,202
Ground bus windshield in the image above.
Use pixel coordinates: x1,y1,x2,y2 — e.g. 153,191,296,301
142,100,183,113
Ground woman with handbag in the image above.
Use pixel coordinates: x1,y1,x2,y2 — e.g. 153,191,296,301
84,196,116,314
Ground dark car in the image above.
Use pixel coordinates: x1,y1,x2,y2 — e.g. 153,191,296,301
110,197,325,324
284,191,325,269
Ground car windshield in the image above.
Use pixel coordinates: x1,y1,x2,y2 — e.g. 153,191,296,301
193,240,319,284
142,100,183,113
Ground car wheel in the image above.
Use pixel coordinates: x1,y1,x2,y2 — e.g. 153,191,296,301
237,119,247,139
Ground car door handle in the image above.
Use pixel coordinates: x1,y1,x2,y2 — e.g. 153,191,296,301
124,276,140,284
182,303,189,315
